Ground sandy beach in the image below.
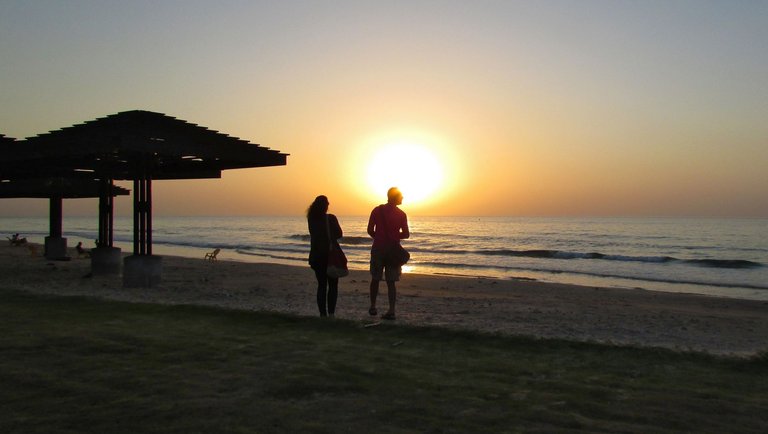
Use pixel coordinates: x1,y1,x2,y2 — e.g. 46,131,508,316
2,242,767,356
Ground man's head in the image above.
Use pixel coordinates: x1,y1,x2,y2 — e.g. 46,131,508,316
387,187,403,205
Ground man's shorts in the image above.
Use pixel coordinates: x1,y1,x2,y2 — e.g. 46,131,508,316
370,249,401,282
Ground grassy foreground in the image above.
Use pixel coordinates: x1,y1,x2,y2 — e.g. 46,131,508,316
1,288,767,434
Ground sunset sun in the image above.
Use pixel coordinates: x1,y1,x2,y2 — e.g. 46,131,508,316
366,143,445,205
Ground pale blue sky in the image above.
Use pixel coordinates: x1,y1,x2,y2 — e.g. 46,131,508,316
2,1,767,217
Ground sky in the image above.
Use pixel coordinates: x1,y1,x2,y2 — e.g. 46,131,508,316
1,0,767,218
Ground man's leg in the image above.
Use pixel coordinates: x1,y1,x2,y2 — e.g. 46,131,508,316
369,279,380,314
385,280,397,317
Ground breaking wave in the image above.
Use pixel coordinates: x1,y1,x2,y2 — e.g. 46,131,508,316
470,248,762,269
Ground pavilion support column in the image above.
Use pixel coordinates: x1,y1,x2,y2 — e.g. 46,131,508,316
44,194,68,260
132,176,152,255
92,179,122,275
97,179,115,248
124,175,161,287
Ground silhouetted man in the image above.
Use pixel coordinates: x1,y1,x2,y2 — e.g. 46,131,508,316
367,187,410,320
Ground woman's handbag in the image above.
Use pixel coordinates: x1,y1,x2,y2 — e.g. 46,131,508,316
325,215,348,278
327,245,349,278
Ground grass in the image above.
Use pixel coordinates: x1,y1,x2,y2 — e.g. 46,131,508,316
1,288,767,434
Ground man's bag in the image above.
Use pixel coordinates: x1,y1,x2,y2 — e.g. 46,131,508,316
385,244,410,266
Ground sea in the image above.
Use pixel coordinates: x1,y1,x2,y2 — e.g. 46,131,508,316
2,216,767,301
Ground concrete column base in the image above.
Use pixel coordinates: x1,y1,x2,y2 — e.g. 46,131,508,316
91,247,122,275
123,255,162,288
44,236,69,260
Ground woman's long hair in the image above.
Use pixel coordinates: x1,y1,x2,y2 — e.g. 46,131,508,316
306,195,329,220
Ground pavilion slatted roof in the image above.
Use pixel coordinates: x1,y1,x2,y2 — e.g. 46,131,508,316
2,110,287,180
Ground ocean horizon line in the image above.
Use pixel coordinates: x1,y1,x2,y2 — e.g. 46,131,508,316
3,214,768,221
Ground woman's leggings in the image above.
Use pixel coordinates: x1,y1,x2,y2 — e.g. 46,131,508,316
313,267,338,316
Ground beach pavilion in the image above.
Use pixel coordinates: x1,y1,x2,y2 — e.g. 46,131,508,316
1,111,288,286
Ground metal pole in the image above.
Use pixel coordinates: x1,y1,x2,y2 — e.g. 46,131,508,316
139,177,146,255
98,179,107,247
133,179,139,255
146,177,152,256
107,180,114,247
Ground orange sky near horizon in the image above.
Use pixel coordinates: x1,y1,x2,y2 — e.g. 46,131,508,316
2,2,767,218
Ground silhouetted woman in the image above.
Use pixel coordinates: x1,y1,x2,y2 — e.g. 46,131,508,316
307,195,343,317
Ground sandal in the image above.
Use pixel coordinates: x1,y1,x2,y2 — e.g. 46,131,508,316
368,307,378,316
381,312,396,320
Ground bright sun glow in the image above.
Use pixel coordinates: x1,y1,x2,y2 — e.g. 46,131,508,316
366,143,445,205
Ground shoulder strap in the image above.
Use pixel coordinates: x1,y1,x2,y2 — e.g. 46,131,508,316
378,205,392,241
